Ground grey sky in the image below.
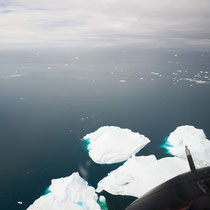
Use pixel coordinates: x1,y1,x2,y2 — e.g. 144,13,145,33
0,0,210,49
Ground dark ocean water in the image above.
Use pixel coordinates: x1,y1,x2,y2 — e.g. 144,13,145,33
0,47,210,210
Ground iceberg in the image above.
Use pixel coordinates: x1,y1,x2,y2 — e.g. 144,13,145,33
29,125,210,208
27,172,101,210
162,125,210,164
96,155,189,198
83,126,150,164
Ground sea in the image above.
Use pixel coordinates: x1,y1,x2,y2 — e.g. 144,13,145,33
0,46,210,210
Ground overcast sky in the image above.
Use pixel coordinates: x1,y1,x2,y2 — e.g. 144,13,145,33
0,0,210,49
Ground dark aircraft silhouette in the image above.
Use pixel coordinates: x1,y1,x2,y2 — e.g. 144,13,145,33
125,146,210,210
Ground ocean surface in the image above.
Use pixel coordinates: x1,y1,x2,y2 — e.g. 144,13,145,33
0,47,210,210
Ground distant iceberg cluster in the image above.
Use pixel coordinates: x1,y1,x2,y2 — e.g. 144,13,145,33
28,125,210,209
148,68,210,86
83,126,150,164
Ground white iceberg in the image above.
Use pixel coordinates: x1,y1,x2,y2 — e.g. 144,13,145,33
27,172,101,210
162,125,210,164
83,126,150,164
96,155,189,198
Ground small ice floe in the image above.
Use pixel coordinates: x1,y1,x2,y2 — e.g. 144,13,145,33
194,80,209,84
96,155,189,198
182,78,209,84
99,195,106,202
0,74,23,79
18,201,23,205
8,74,22,78
174,54,178,57
172,73,178,76
151,72,160,76
27,172,101,210
97,195,107,209
81,114,95,123
83,126,150,164
140,77,144,80
47,66,52,69
177,70,182,73
120,79,126,83
194,74,201,78
161,125,210,164
19,98,26,101
75,56,79,60
35,52,39,56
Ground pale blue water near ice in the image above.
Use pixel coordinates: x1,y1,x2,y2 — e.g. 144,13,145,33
0,47,210,210
44,188,51,195
160,137,174,155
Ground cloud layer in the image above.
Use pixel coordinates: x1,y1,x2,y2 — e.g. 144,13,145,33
1,0,210,48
